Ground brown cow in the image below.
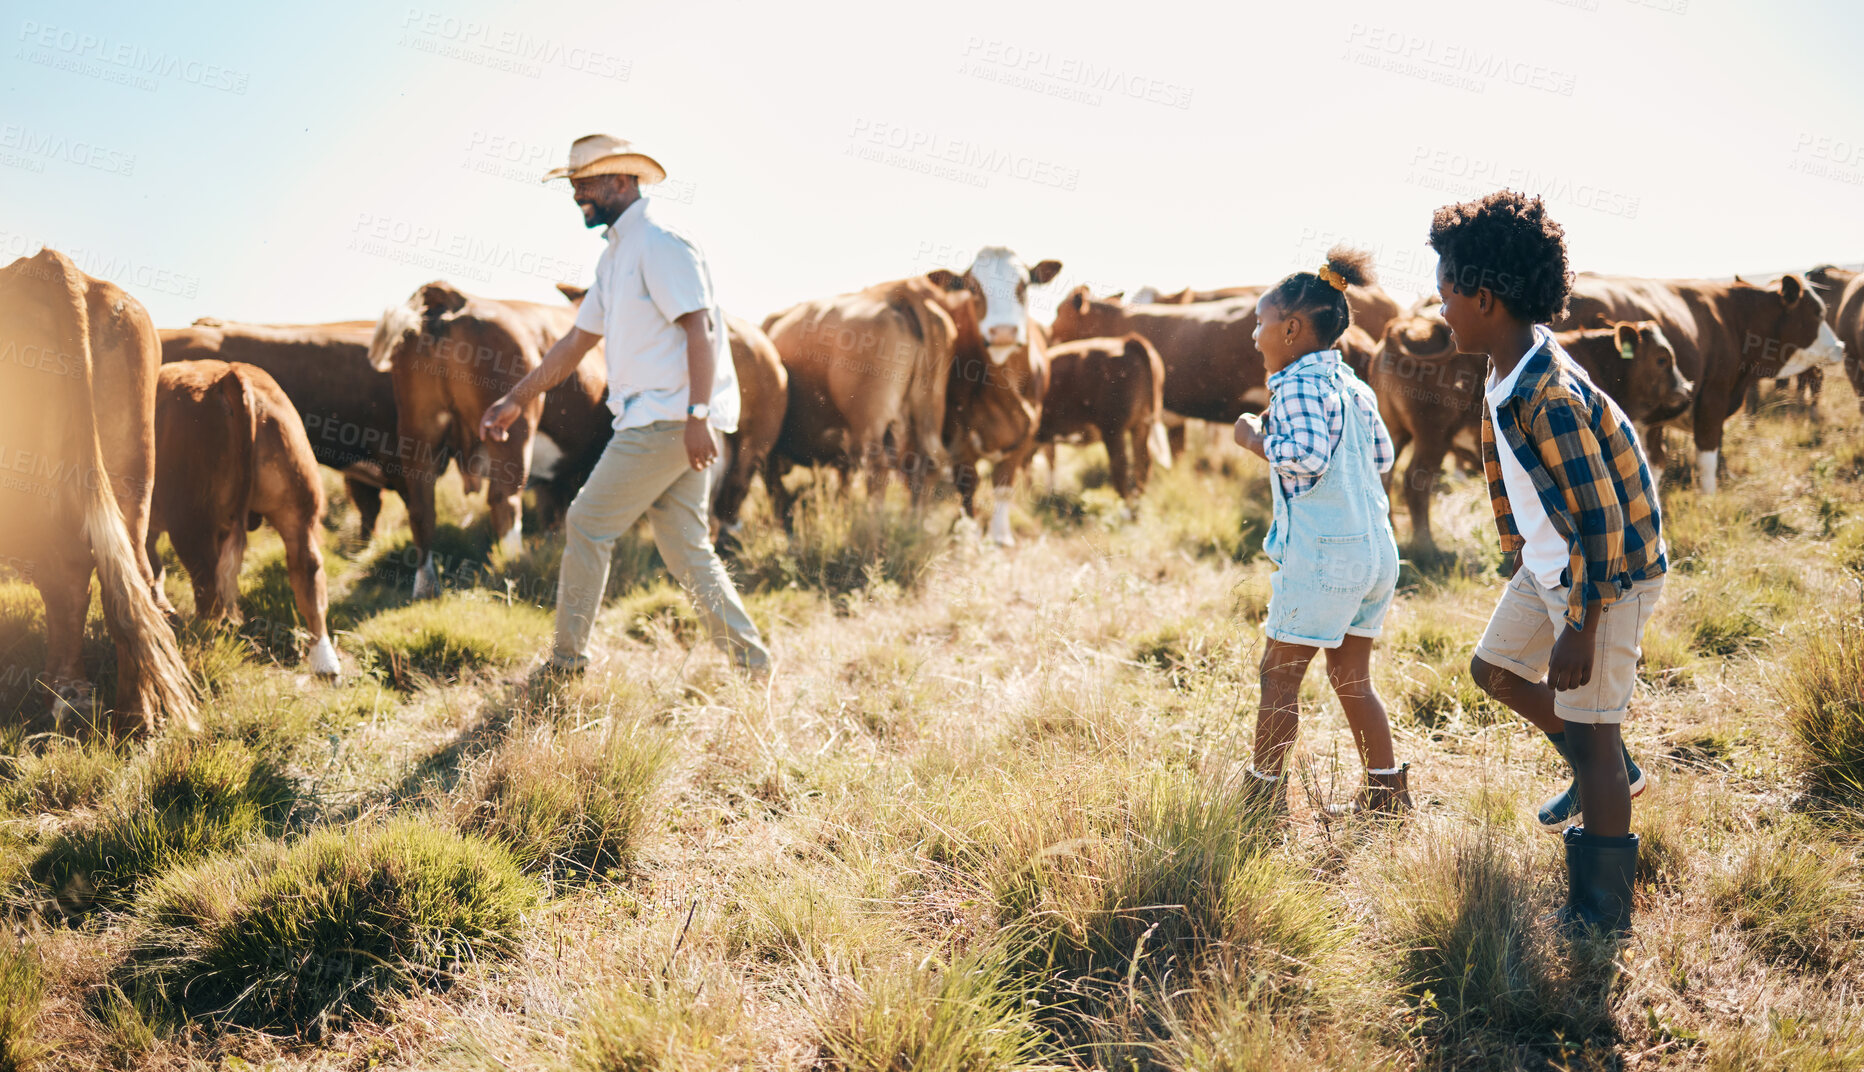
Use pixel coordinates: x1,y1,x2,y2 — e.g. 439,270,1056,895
930,248,1060,544
1557,274,1844,493
371,282,784,595
1366,310,1487,549
1807,264,1864,415
547,284,788,547
763,278,958,514
1556,322,1694,429
765,247,1060,545
160,319,412,539
1034,334,1171,503
0,249,195,734
1370,313,1692,548
369,281,612,598
1050,288,1266,428
1132,281,1403,342
149,361,339,676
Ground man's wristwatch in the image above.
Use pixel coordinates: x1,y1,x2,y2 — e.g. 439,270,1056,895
686,403,710,421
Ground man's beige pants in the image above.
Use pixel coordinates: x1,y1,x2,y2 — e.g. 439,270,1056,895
553,420,770,671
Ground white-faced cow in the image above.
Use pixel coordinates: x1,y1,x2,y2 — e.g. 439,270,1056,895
765,247,1060,546
1558,274,1843,493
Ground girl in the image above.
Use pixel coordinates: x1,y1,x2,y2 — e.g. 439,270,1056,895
1232,247,1407,818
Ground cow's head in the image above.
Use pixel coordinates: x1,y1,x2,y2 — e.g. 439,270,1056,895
1613,321,1693,423
1755,274,1845,379
1050,285,1108,344
927,247,1061,365
369,281,468,372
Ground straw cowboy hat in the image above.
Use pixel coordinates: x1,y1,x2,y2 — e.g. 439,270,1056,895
541,133,666,184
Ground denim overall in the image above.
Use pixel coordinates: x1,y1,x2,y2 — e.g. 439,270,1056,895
1262,361,1401,648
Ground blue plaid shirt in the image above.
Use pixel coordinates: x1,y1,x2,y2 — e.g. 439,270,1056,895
1263,349,1395,497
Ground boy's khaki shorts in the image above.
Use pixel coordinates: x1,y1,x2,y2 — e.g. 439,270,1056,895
1474,567,1665,725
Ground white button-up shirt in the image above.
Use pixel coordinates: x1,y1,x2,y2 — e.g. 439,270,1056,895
1485,326,1566,589
572,197,740,433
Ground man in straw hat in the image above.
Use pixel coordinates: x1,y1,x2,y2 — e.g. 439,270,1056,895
480,133,770,676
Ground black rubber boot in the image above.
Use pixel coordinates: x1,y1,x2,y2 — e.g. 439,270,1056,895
1557,826,1639,938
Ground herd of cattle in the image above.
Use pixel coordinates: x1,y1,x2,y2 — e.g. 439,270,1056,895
1,242,1857,735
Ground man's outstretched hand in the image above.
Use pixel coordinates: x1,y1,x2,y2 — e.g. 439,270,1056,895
480,397,521,443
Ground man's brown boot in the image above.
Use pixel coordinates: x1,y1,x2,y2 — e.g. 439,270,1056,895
1323,763,1412,820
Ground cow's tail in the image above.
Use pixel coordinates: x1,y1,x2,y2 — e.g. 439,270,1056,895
56,267,198,730
1148,418,1173,471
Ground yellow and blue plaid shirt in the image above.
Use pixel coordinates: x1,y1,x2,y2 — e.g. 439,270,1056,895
1480,327,1667,630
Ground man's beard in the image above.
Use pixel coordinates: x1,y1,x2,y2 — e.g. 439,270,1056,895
581,199,621,228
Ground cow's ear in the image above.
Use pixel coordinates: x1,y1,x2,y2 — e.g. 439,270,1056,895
1028,259,1062,285
556,282,589,303
1121,335,1149,361
1779,274,1805,304
420,281,468,317
1614,321,1639,357
926,269,965,291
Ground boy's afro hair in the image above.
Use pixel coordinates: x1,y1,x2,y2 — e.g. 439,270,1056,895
1427,190,1573,324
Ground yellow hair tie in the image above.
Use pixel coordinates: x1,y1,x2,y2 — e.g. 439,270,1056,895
1316,265,1349,292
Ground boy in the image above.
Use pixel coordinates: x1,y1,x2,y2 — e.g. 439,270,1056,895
1428,191,1666,937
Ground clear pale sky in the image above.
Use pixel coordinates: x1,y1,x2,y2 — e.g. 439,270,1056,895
5,0,1862,329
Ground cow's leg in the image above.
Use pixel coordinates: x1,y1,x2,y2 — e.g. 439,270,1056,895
36,563,93,728
345,476,384,541
765,451,796,531
396,419,451,599
708,433,749,549
987,468,1016,547
1041,443,1058,495
862,437,893,503
144,529,179,619
1167,422,1187,459
1105,424,1135,504
1693,388,1728,496
481,434,528,560
1642,424,1670,487
1406,437,1446,550
954,460,981,521
1128,424,1153,498
1384,427,1412,533
274,508,337,677
988,445,1036,547
1633,423,1664,487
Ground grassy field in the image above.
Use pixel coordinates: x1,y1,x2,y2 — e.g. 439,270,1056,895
2,385,1863,1071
